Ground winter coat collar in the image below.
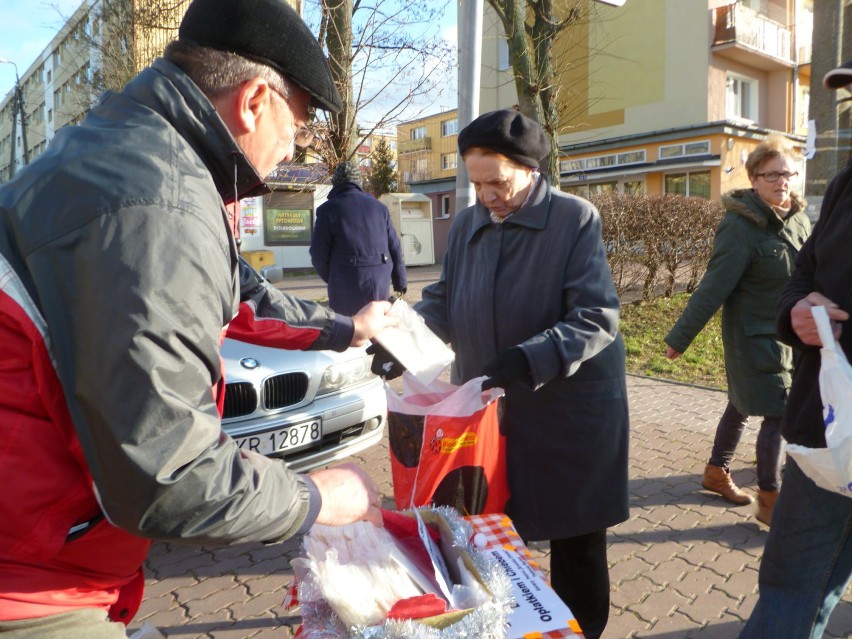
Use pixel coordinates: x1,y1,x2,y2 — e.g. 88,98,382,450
466,175,551,243
721,188,806,229
327,182,365,198
123,59,270,203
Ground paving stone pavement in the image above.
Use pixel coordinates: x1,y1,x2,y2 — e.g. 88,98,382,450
128,266,852,639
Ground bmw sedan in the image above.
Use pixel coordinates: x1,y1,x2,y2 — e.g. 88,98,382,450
220,338,387,472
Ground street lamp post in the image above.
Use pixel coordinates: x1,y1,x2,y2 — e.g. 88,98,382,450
1,58,30,179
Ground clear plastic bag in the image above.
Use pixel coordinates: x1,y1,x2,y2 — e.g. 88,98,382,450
373,300,454,385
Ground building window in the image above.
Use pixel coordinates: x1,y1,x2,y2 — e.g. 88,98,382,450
726,73,758,121
410,126,427,140
624,180,645,195
560,149,646,174
440,194,451,218
565,182,617,197
665,171,711,199
498,39,512,70
659,140,711,159
441,152,457,170
441,118,458,136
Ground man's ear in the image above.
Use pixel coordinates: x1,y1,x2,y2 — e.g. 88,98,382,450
212,78,271,137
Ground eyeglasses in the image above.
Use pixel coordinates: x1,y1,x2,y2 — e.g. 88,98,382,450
755,171,798,183
269,85,316,148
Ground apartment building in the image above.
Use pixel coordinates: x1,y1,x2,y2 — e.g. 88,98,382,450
478,0,813,208
0,0,193,183
395,108,459,260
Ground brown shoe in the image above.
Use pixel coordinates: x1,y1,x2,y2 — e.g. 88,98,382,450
756,489,779,526
702,464,754,505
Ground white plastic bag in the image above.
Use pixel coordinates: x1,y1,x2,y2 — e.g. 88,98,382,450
374,300,454,385
786,305,852,497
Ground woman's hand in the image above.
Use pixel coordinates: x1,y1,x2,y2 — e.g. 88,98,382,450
665,345,681,360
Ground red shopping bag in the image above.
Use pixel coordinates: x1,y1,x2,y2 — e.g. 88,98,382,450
385,374,509,515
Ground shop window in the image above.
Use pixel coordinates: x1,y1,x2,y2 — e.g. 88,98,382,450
665,171,710,199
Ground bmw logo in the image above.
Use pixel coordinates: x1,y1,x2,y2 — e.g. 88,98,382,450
240,357,260,370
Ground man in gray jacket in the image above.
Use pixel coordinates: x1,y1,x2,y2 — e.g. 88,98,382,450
0,0,392,635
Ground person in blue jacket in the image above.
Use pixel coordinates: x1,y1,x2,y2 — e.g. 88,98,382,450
311,162,407,315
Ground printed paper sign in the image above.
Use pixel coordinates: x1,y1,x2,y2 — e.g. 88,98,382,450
489,548,578,636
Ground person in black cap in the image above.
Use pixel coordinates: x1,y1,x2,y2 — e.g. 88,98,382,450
372,109,629,639
0,0,395,635
310,161,407,315
738,64,852,639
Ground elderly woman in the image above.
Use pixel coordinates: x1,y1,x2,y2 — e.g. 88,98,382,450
665,135,811,526
376,110,629,638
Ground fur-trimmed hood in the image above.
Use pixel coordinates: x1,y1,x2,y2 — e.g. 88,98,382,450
721,188,806,228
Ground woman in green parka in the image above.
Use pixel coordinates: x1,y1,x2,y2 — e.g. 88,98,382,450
664,135,811,526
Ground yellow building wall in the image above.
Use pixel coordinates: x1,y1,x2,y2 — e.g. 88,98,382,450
396,109,458,185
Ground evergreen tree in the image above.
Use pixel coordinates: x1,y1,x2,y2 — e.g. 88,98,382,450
365,137,398,197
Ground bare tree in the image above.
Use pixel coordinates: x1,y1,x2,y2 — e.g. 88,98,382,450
484,0,596,182
58,0,188,115
308,0,455,174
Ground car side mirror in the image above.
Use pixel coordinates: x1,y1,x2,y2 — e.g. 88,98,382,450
260,265,285,283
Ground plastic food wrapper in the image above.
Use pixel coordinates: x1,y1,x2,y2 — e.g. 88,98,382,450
290,506,514,639
374,300,454,385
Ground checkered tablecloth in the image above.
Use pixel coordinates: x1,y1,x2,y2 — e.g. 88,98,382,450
468,513,584,639
283,512,584,639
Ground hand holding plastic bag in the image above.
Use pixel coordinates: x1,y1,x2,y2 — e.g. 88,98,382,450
786,305,852,497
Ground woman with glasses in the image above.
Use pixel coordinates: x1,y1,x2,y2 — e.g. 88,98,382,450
664,135,811,526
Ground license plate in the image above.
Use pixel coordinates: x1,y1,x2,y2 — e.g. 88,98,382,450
234,419,322,456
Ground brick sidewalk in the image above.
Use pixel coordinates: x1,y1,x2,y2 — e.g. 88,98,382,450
130,374,852,638
129,266,852,638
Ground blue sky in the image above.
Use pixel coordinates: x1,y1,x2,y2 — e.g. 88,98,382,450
0,0,81,95
0,0,457,123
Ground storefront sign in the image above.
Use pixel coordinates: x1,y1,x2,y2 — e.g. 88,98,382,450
265,208,312,244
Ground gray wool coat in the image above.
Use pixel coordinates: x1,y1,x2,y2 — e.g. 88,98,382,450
666,189,811,417
415,178,629,541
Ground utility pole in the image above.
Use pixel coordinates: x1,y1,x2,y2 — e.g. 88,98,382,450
455,0,483,211
1,58,29,179
805,3,851,214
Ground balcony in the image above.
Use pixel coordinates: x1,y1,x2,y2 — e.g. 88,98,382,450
398,136,432,154
712,2,793,70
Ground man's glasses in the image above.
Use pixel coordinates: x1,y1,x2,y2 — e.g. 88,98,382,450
269,85,316,148
755,171,798,183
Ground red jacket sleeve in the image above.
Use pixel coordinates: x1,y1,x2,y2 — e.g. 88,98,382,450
227,257,354,351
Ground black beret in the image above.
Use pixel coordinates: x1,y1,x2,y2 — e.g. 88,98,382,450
179,0,342,113
457,109,550,169
824,60,852,90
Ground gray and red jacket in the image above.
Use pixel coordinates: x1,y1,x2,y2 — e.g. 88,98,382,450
0,59,352,621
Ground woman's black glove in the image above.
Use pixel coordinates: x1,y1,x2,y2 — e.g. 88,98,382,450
481,347,531,390
366,342,406,380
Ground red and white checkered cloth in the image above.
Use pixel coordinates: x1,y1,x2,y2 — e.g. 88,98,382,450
283,512,584,639
468,513,583,639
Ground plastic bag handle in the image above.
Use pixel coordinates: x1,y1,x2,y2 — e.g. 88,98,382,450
812,305,838,351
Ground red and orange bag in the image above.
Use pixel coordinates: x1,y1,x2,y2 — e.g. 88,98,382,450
385,375,509,516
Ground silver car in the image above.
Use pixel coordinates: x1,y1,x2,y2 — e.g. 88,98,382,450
220,338,387,472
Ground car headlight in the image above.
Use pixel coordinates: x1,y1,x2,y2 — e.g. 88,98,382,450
317,354,373,395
